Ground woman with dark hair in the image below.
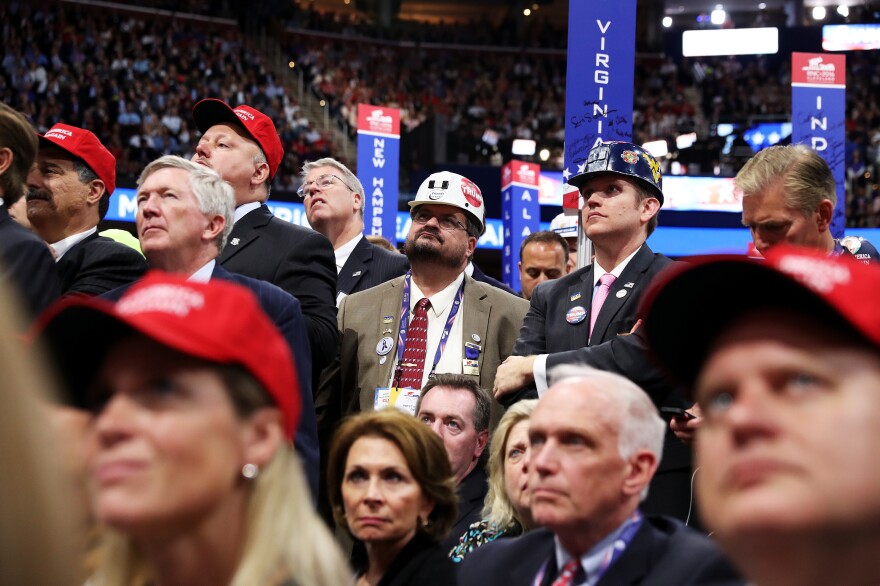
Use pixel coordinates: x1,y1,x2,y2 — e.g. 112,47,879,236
328,409,458,586
35,273,351,586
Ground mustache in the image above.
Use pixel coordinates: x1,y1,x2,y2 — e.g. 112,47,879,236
26,188,52,202
416,227,443,241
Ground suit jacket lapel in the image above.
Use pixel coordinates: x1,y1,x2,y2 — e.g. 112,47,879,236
337,237,371,295
595,521,654,586
565,266,594,350
377,278,403,387
218,205,272,263
461,275,490,382
590,245,654,345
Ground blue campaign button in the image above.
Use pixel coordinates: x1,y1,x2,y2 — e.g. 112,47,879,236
566,306,587,324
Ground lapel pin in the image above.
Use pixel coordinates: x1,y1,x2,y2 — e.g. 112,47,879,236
383,315,393,323
616,290,628,299
380,356,387,365
376,337,394,356
624,282,634,288
230,237,240,246
471,333,481,342
570,292,582,301
352,270,362,277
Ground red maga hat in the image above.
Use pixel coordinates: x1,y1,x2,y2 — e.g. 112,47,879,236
192,98,284,179
641,245,880,396
39,123,116,195
33,271,301,440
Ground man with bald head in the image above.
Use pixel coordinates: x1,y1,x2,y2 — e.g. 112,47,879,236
459,365,739,586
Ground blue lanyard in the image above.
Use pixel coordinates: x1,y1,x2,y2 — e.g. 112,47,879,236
531,511,643,586
393,271,465,388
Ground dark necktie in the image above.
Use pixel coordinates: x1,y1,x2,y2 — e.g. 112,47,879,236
398,298,431,389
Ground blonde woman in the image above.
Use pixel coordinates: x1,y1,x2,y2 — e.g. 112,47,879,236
35,273,352,586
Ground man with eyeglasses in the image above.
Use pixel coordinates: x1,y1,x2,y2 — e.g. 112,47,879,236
317,171,529,443
299,157,408,304
191,98,338,383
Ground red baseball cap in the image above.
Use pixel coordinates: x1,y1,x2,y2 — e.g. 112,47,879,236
32,271,301,440
641,245,880,396
192,98,284,179
39,123,116,195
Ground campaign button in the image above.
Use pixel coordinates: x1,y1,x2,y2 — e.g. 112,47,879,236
376,337,394,355
566,306,587,324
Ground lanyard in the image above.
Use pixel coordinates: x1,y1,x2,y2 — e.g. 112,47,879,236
393,271,464,388
531,511,643,586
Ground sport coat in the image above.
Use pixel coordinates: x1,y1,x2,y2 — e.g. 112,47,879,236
57,232,148,297
102,265,321,499
0,204,60,320
512,244,676,402
317,274,528,435
458,517,742,586
219,204,338,374
336,236,408,298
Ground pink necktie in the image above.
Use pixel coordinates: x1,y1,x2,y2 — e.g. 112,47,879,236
398,298,431,389
589,273,617,339
551,558,583,586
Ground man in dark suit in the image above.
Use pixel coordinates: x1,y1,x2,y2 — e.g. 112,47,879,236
414,374,491,551
300,157,408,304
459,366,740,586
191,98,338,379
0,103,60,319
26,123,147,296
493,142,692,523
103,154,320,497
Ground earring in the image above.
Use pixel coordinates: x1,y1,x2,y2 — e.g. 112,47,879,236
241,463,260,479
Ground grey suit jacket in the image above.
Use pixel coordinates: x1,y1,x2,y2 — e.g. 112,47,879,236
317,273,528,435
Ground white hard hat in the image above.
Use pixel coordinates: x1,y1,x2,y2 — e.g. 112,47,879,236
550,212,579,239
409,171,485,235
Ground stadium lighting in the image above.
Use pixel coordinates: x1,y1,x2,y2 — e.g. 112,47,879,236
512,139,537,156
539,148,550,162
662,16,673,28
813,6,827,20
759,2,767,8
523,8,531,16
710,8,726,25
643,140,669,158
837,5,849,17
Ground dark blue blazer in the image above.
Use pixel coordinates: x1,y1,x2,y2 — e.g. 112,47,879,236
103,264,320,498
336,236,408,297
0,204,60,320
57,232,148,296
470,262,518,296
458,517,742,586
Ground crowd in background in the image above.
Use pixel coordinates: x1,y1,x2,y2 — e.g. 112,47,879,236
2,1,879,225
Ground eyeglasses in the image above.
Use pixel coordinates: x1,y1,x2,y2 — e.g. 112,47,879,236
296,174,354,198
411,209,467,232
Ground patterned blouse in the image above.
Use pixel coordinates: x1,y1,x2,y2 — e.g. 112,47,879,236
449,520,521,563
